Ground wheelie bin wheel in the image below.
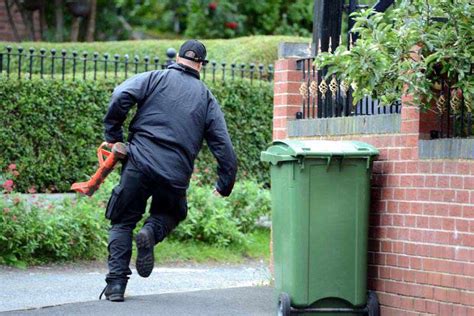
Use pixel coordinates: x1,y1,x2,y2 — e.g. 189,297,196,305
367,291,380,316
278,292,291,316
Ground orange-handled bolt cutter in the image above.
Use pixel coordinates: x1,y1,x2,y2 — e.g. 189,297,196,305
71,142,127,196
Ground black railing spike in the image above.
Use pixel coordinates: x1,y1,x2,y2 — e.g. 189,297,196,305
211,60,217,83
28,47,34,80
18,47,23,80
268,64,273,81
231,63,236,80
93,52,99,80
50,49,56,78
6,46,12,78
0,47,273,85
221,62,226,81
40,48,46,79
250,63,255,85
72,51,78,81
166,48,176,67
61,49,66,81
83,52,88,80
134,55,139,74
124,54,129,78
114,54,119,79
104,53,109,79
144,56,149,72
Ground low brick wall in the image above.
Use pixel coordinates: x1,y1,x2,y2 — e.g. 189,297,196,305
273,51,474,315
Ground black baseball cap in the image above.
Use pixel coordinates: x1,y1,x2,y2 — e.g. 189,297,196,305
179,39,209,65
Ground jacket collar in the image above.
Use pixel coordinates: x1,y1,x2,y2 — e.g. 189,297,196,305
168,63,200,80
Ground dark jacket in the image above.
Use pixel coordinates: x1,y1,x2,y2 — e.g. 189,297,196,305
103,63,237,196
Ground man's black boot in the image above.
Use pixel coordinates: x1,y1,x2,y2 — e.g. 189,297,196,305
99,281,127,302
135,226,155,278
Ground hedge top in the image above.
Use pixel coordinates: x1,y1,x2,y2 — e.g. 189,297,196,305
1,36,309,68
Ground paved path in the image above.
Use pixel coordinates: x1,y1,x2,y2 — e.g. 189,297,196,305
0,260,271,313
1,286,274,316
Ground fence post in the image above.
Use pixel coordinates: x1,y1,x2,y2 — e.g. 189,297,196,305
250,63,255,85
221,62,226,82
50,49,56,79
231,63,235,80
40,48,46,79
144,56,149,72
18,47,23,80
124,54,129,79
134,55,139,74
104,53,109,79
211,60,216,83
72,51,78,81
83,52,88,80
114,54,119,79
28,47,34,80
93,52,98,80
6,46,11,78
61,49,66,81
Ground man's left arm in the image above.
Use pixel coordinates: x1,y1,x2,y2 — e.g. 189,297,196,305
104,72,152,143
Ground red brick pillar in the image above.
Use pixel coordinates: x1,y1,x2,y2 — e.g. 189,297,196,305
273,59,303,140
401,94,440,141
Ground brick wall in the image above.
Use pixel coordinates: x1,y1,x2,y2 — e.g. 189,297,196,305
273,57,474,315
0,2,40,41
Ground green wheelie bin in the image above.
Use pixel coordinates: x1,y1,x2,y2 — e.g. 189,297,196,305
261,140,380,316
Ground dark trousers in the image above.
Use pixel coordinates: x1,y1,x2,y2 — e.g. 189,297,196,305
105,160,188,282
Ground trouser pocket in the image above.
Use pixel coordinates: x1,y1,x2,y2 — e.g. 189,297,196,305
105,186,124,221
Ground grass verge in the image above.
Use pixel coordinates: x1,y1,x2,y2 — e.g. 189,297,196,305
151,228,270,265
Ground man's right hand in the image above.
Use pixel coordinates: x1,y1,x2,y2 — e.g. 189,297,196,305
105,142,114,149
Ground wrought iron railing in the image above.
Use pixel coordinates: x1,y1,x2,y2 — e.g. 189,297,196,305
431,79,473,138
296,57,472,138
296,57,401,120
0,46,274,84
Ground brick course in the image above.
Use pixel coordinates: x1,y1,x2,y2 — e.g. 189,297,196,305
272,57,474,315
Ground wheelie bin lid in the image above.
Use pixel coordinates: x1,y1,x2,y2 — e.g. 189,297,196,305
260,139,379,165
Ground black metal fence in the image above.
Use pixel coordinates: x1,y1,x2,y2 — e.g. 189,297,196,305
0,46,274,84
296,56,472,138
296,57,401,120
432,79,473,138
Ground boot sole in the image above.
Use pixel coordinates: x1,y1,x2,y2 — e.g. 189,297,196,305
107,294,124,302
135,230,154,278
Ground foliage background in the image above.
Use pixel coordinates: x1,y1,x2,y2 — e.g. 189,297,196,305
0,77,272,193
315,0,473,108
39,0,315,41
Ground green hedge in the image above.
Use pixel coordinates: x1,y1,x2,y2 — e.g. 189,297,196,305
0,78,272,193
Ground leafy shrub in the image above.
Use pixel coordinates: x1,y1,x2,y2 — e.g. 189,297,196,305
174,182,245,247
225,181,271,233
173,180,271,246
0,175,271,266
0,191,110,267
315,0,473,108
0,78,272,193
